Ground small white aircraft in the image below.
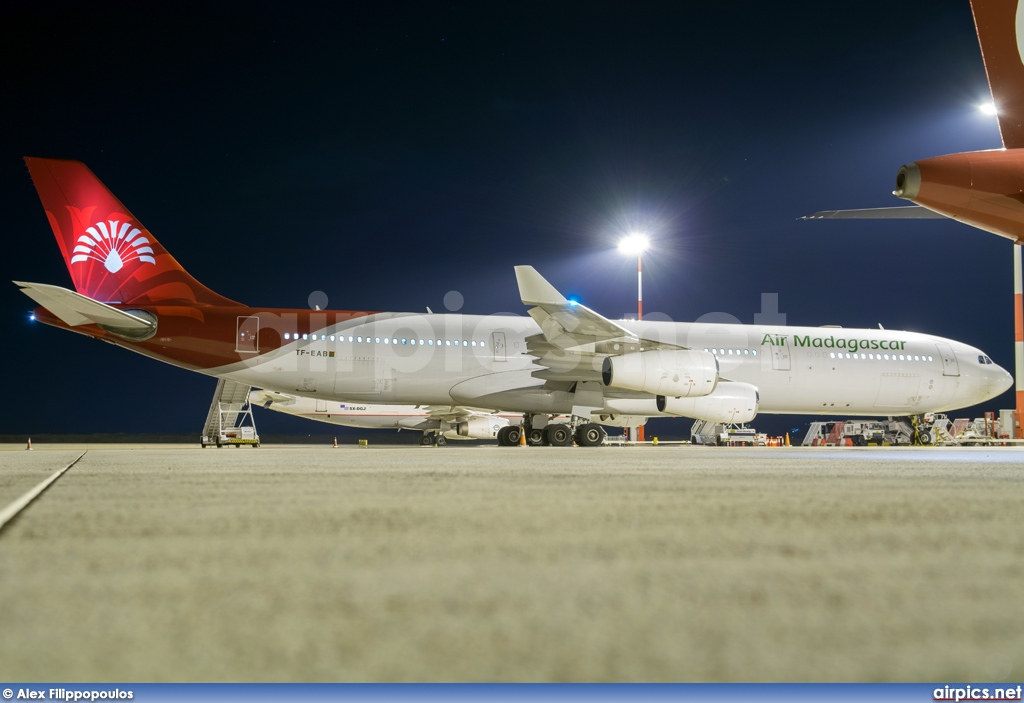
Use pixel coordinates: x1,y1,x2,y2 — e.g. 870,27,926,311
248,389,644,445
249,390,516,446
18,158,1012,447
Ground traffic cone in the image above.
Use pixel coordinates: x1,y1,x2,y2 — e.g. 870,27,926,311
333,437,338,448
26,437,32,451
785,433,790,446
519,427,526,446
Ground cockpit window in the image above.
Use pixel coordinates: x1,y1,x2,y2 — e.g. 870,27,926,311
978,355,994,365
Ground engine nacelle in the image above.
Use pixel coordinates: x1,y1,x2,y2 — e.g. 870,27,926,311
657,381,759,424
454,415,510,440
592,414,649,428
894,152,1024,243
602,349,718,398
601,398,661,415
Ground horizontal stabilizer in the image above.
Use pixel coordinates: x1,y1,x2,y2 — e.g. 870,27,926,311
15,281,155,331
800,206,948,220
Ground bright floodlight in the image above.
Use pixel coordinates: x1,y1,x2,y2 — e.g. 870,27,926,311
618,233,649,255
980,100,997,116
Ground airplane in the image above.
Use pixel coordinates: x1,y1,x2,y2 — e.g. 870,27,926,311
16,157,1012,446
802,0,1024,242
801,0,1024,436
247,390,641,446
892,0,1024,244
249,390,519,446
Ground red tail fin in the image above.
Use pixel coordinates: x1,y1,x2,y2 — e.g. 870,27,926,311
971,0,1024,149
24,157,238,306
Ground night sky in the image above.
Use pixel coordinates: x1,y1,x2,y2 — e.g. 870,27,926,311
2,1,1015,439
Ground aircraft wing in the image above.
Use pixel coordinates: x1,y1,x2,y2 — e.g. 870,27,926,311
15,281,156,332
799,206,947,220
514,266,686,383
515,265,637,347
424,405,506,420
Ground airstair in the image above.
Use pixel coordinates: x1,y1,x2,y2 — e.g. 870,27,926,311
802,421,827,446
930,415,957,444
201,379,260,447
690,419,719,444
823,421,847,446
950,418,970,440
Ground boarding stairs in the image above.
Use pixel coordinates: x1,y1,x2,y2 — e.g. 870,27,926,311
200,379,259,447
930,416,957,444
802,422,828,446
950,418,970,440
690,419,721,444
823,421,847,446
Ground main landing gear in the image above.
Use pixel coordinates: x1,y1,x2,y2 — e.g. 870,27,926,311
419,432,447,447
496,425,523,446
497,416,607,447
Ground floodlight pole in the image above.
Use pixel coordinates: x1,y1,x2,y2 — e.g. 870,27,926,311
1015,243,1023,438
636,252,645,443
637,252,643,321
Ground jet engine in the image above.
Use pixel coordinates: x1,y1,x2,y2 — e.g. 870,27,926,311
592,415,649,428
454,415,511,440
894,153,1024,243
657,381,759,423
602,349,718,398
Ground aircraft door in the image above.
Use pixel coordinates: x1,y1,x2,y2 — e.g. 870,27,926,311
236,316,259,353
492,331,507,361
316,399,328,412
771,338,791,371
935,342,959,376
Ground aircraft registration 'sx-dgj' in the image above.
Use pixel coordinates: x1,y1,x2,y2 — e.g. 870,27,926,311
16,158,1011,446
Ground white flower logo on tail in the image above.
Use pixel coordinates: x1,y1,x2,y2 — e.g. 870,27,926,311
71,219,156,273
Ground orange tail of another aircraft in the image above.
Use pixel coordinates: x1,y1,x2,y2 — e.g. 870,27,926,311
24,157,238,306
972,0,1024,149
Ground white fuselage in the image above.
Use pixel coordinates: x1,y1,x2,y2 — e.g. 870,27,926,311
215,313,1011,419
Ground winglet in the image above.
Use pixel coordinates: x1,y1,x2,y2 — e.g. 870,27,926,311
514,266,568,306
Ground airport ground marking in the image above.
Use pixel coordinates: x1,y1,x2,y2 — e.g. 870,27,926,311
0,451,87,533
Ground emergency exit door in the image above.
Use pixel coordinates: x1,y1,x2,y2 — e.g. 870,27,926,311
935,342,960,376
236,316,259,353
492,331,507,361
771,339,791,371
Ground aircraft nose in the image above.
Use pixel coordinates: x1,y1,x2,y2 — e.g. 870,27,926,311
993,365,1014,396
980,363,1014,400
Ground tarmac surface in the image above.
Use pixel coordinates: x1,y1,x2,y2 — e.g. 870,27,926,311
0,443,1022,682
